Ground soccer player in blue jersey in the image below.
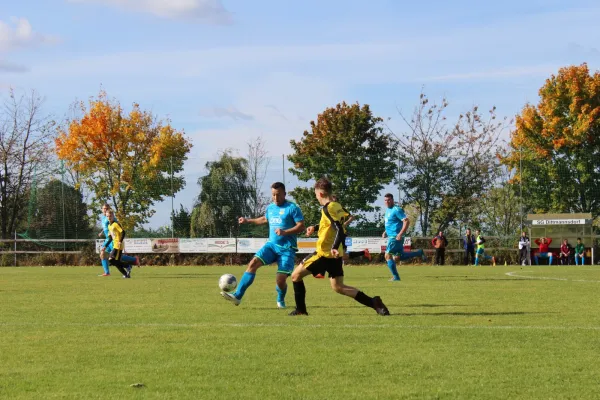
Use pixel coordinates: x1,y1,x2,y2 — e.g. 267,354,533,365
98,203,139,276
221,182,305,308
382,193,425,281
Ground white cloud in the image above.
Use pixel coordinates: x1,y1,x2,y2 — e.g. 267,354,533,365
0,17,58,52
68,0,232,23
0,60,28,73
198,106,254,121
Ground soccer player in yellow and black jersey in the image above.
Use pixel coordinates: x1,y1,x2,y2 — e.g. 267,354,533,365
289,178,389,316
104,210,135,278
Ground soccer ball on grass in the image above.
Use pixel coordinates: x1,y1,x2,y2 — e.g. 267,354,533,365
219,274,237,292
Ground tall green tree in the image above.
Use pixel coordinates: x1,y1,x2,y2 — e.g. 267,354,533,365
190,151,252,237
503,63,600,216
29,179,93,239
288,102,397,225
392,93,506,235
171,204,191,238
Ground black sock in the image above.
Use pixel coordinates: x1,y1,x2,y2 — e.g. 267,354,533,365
348,251,364,259
354,291,374,308
293,281,307,313
110,260,127,276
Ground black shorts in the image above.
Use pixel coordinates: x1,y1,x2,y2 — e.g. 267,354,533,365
109,248,122,261
302,252,344,278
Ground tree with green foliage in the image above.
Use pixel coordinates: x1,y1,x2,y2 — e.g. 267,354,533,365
190,151,252,237
29,179,93,239
503,63,600,216
288,102,397,225
171,204,191,238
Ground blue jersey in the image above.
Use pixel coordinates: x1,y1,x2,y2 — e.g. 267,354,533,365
384,205,407,237
265,201,304,250
102,214,119,247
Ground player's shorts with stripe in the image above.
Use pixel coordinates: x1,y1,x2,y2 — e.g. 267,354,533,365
255,241,296,275
109,248,122,261
476,248,485,256
301,252,344,278
386,238,404,256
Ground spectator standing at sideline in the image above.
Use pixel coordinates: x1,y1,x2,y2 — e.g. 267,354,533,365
463,229,476,266
518,231,531,266
432,231,448,266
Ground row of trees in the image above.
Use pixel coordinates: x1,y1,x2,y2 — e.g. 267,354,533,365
1,63,598,240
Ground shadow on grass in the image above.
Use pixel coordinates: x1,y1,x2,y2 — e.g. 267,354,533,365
405,304,472,308
386,311,553,317
425,276,527,281
145,273,219,279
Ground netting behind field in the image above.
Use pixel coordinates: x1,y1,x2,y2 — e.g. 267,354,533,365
8,154,600,247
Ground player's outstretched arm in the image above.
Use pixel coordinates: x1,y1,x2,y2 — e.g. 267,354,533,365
239,216,268,225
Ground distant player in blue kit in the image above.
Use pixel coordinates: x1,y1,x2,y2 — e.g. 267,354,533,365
98,203,139,276
382,193,425,281
221,182,305,308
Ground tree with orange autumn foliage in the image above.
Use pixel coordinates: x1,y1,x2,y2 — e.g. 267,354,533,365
503,63,600,216
55,91,192,230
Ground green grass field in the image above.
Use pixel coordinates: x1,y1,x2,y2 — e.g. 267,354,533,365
2,264,600,399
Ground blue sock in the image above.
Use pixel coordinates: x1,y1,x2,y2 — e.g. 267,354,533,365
386,260,400,280
475,257,480,266
582,257,585,265
122,254,136,264
101,259,110,274
549,256,553,265
400,250,422,261
276,285,287,303
234,272,255,299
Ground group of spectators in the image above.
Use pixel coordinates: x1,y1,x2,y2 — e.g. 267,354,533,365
429,230,588,266
517,234,587,266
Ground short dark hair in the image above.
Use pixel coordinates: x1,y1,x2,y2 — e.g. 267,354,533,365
384,193,394,200
271,182,285,192
314,177,332,194
577,237,582,241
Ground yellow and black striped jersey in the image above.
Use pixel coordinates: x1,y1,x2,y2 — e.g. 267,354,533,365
316,201,349,258
107,221,125,250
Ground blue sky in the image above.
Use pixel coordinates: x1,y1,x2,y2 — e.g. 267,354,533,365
2,0,600,228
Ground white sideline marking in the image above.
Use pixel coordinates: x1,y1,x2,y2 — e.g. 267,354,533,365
2,321,600,331
506,270,600,283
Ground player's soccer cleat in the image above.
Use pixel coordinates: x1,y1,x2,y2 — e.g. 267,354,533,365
288,309,308,316
221,291,241,306
314,273,325,279
99,273,110,277
389,277,400,282
363,248,371,261
135,256,140,267
492,257,496,267
277,301,286,309
126,266,132,278
372,296,390,316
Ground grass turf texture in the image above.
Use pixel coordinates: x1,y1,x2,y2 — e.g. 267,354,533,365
2,265,600,399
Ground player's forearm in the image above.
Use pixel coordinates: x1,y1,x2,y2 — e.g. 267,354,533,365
281,222,305,236
248,216,267,225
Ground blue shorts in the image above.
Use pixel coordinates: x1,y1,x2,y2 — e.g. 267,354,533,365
255,242,296,275
386,238,404,256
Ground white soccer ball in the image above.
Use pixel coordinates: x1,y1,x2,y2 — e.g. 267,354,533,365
219,274,237,292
